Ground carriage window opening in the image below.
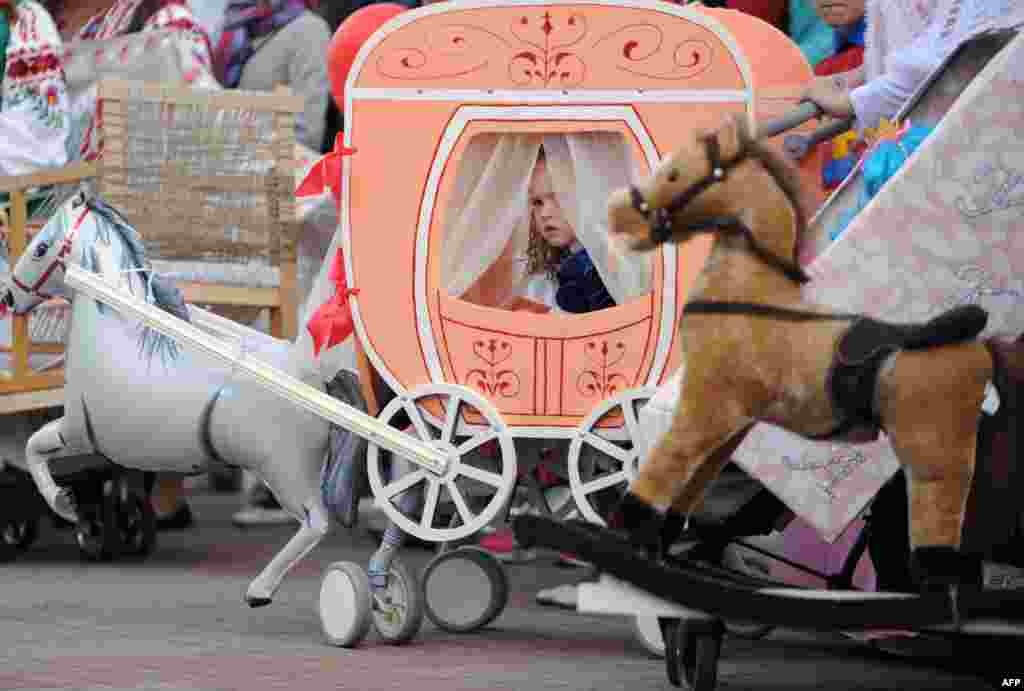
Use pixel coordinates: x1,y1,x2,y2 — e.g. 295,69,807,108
441,131,653,314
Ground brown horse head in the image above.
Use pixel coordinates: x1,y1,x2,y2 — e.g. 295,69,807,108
608,113,810,284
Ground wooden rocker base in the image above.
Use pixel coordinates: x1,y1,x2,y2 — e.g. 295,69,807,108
512,516,1024,631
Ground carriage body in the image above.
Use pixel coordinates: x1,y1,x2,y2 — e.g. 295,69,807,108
342,0,821,442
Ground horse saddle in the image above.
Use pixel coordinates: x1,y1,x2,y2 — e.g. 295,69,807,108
823,304,989,435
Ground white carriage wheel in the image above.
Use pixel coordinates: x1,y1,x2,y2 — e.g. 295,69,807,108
569,388,657,525
372,557,424,645
367,383,517,543
319,561,373,647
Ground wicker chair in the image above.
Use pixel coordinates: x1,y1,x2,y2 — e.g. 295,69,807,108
0,78,303,412
95,78,302,341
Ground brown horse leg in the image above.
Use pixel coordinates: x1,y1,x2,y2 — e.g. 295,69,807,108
880,344,992,586
614,382,751,554
632,408,751,514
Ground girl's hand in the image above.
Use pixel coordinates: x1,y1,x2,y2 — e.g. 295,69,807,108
801,75,855,119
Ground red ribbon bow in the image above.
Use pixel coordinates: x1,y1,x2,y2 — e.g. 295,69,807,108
307,247,359,356
295,134,356,212
298,134,359,355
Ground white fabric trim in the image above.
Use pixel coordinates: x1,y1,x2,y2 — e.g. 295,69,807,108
440,131,651,309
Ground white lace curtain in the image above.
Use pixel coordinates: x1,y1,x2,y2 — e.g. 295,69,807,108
441,131,652,308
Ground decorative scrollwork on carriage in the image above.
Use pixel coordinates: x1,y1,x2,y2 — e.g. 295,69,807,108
373,7,721,89
376,25,491,81
508,11,588,86
465,337,521,398
577,339,629,398
593,24,713,81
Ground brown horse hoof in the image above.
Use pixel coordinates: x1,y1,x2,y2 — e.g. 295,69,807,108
610,492,665,558
911,546,982,590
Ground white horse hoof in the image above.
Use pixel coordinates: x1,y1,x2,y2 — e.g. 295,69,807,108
245,584,274,608
52,489,78,524
246,595,273,608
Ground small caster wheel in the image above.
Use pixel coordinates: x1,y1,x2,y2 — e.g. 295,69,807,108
76,514,115,561
0,514,39,561
666,619,723,691
116,490,157,558
423,547,508,633
76,489,119,562
633,614,666,658
319,561,373,647
371,557,424,645
661,618,683,687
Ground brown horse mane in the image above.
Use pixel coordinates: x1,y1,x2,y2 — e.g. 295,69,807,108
718,117,810,261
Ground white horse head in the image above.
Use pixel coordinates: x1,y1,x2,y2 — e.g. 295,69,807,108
3,190,189,365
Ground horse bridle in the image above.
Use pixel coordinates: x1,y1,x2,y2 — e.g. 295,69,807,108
628,133,811,285
10,206,90,301
631,133,868,441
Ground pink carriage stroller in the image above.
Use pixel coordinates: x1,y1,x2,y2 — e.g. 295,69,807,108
308,0,832,647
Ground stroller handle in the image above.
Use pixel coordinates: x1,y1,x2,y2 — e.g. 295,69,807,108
755,101,824,139
756,101,856,161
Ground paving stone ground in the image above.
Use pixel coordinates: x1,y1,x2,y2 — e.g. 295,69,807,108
0,491,1014,691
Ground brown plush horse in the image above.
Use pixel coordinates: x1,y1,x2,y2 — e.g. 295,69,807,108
605,113,1023,589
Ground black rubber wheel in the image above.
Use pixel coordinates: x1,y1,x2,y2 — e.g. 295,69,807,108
679,621,723,691
75,485,118,562
116,490,157,559
0,514,39,561
422,547,509,633
662,618,683,687
75,513,116,561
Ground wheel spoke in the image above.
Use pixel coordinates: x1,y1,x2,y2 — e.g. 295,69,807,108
381,469,427,499
446,481,474,527
582,432,632,464
403,399,434,442
582,469,630,496
420,478,441,530
457,430,498,456
441,395,464,444
455,462,504,488
622,399,645,450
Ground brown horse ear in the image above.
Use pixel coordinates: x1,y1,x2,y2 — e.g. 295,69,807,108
710,113,749,161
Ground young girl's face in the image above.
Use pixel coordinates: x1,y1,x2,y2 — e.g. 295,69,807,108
529,157,577,249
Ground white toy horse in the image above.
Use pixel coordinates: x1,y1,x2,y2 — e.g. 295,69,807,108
2,190,366,607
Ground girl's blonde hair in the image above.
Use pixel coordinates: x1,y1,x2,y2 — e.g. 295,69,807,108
524,149,569,279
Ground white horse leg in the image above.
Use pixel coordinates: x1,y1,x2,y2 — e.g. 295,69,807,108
25,418,78,523
245,497,331,607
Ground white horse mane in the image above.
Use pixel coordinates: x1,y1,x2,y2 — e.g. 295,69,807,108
47,192,191,365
